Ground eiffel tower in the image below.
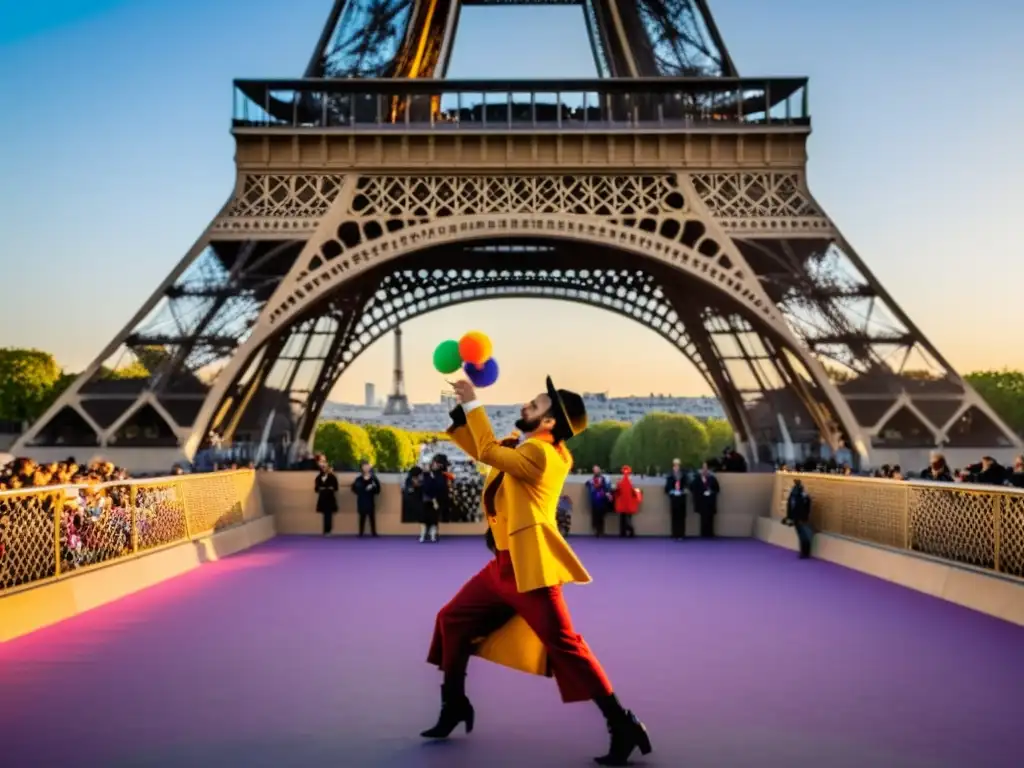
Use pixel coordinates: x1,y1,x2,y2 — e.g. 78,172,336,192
383,326,411,416
15,0,1021,471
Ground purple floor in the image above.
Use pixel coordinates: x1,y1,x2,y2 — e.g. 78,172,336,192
2,537,1023,767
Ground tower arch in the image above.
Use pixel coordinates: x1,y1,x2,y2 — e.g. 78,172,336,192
188,234,868,465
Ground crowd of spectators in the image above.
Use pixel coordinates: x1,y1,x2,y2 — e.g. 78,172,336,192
782,452,1024,489
0,452,258,588
0,454,257,493
0,457,133,586
0,456,128,492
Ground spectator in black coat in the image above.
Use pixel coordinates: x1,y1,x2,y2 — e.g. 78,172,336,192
402,466,426,527
721,448,748,473
351,460,381,537
782,479,813,559
689,463,720,539
664,459,689,540
964,456,1009,486
314,460,339,536
920,452,954,483
1007,455,1024,488
421,454,451,543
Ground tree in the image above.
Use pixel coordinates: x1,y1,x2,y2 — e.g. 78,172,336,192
405,429,448,451
567,420,629,471
313,421,376,469
628,412,709,473
0,348,64,423
102,359,150,380
38,371,78,416
366,425,416,471
609,427,634,470
964,369,1024,437
704,417,735,458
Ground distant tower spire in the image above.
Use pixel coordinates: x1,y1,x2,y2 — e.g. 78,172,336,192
383,325,411,415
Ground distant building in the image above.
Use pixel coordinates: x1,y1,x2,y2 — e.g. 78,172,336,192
321,392,724,434
364,383,375,408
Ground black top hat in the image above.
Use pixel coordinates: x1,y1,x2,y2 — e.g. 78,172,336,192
431,453,450,470
545,376,588,442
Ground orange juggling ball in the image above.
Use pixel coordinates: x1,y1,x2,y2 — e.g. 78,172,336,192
458,331,492,366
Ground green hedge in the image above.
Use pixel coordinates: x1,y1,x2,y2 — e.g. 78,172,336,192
572,413,734,474
365,425,417,472
313,421,445,471
629,412,708,472
705,417,734,457
314,414,734,475
313,422,375,470
609,426,634,470
566,420,629,471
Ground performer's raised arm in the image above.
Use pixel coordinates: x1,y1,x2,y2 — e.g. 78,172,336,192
445,405,480,461
462,400,546,484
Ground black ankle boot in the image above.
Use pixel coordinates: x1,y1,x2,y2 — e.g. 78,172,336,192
420,683,475,739
594,710,652,766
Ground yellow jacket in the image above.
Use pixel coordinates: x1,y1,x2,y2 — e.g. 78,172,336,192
446,405,591,676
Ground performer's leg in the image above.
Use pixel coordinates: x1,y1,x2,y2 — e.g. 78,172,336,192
618,513,627,537
369,508,378,536
358,512,366,537
322,513,332,536
419,524,427,542
508,584,611,703
423,559,514,739
507,583,652,765
427,559,512,677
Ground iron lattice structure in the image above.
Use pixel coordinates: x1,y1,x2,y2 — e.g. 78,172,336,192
307,0,736,80
16,2,1021,468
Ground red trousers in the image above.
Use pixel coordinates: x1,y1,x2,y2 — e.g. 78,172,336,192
427,551,613,703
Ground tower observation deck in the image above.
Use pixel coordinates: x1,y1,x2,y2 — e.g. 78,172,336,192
233,0,807,133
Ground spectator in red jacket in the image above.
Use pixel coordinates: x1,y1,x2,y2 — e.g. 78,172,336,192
613,466,643,538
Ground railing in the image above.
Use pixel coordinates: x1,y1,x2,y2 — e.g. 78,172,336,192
773,472,1024,579
232,77,810,132
0,470,263,595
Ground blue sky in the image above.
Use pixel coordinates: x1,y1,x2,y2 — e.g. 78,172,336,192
0,0,1021,403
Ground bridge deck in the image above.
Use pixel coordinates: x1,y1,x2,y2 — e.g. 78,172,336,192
2,538,1021,767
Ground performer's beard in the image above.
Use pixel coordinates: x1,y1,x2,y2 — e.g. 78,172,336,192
515,416,542,434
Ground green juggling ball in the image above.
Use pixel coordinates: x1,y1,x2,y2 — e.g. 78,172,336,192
433,340,463,374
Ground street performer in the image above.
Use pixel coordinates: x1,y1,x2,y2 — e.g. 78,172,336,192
422,376,652,766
